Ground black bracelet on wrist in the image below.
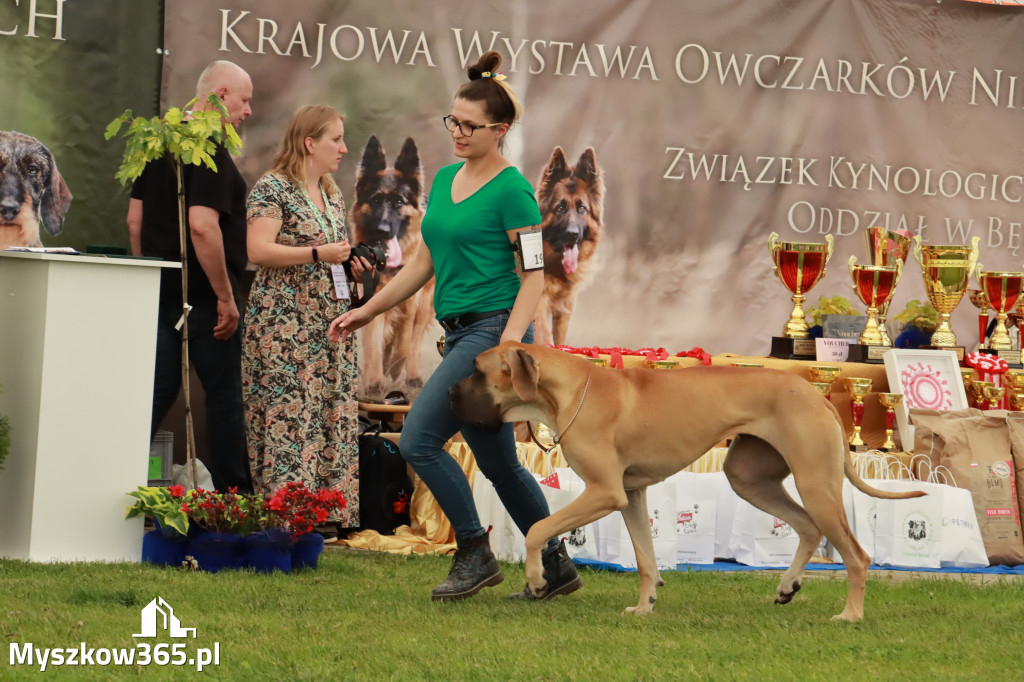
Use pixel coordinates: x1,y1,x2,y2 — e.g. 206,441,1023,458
312,246,319,263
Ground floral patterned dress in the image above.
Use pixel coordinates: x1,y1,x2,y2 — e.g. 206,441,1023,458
243,170,359,526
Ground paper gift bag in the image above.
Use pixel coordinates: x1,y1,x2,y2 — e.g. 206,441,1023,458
595,479,677,570
937,483,988,569
549,468,598,560
872,479,943,569
728,475,802,567
714,473,740,560
669,471,719,565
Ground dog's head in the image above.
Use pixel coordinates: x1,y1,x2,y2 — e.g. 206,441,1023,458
0,131,72,239
536,146,603,276
449,341,543,428
350,135,424,270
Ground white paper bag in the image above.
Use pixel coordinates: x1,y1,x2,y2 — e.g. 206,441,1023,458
713,472,739,560
669,471,719,565
936,483,988,569
595,480,677,570
729,476,807,567
872,479,943,569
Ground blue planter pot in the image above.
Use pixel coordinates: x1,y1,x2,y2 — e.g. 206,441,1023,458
142,530,189,567
243,528,293,574
291,532,325,570
187,532,244,573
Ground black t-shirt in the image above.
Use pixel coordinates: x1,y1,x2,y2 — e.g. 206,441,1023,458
130,143,248,310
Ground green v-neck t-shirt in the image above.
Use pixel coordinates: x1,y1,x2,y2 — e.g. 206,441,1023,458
421,162,542,321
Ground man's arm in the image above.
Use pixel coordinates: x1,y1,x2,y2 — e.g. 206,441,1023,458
188,205,239,340
126,198,143,257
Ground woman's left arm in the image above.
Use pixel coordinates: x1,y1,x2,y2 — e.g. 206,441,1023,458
501,225,545,345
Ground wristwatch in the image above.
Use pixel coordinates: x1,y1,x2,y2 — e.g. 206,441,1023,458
312,246,319,263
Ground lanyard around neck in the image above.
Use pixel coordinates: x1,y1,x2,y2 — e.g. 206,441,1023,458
302,180,341,244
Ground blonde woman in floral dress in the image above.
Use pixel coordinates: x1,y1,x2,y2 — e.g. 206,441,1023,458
244,104,369,528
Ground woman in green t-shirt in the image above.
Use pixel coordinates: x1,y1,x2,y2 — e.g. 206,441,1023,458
329,50,581,603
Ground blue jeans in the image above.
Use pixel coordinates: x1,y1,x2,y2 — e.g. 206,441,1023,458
152,302,251,493
401,313,556,547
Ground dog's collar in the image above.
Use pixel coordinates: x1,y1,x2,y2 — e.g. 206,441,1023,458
529,373,591,453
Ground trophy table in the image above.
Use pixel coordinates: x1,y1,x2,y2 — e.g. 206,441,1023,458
768,233,834,359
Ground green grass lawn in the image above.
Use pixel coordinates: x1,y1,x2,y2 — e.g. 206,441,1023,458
2,548,1023,680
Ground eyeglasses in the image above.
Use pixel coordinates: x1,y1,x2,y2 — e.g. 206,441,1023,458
442,114,502,137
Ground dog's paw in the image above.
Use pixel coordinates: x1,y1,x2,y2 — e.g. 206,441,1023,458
774,581,801,605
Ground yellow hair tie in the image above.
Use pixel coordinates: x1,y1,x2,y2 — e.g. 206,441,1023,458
481,71,507,81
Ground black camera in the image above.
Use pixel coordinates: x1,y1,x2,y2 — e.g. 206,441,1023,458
349,242,387,272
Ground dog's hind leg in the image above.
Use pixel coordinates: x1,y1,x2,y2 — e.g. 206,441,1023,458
724,435,823,607
620,487,663,615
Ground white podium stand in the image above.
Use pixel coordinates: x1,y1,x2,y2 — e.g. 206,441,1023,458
0,251,180,562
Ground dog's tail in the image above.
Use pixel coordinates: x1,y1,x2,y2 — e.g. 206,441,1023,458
823,397,928,500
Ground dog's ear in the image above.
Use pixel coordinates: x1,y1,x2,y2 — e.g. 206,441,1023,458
394,138,422,195
504,347,539,402
355,136,387,201
538,146,570,195
39,150,71,236
574,147,604,222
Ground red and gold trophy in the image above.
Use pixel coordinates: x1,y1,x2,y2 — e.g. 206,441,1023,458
977,265,1023,366
847,256,902,363
877,393,903,451
768,233,834,359
845,377,872,451
912,236,980,361
864,228,912,346
968,288,991,351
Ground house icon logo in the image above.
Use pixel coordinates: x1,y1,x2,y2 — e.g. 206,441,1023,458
133,597,197,639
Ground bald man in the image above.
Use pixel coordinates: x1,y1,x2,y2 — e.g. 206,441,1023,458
127,60,254,493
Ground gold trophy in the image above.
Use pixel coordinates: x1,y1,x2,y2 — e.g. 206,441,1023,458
768,233,834,359
976,265,1023,364
808,365,841,400
649,360,678,369
1005,370,1024,410
864,228,912,346
968,288,991,350
847,256,903,362
912,235,980,359
971,380,992,410
731,362,764,368
983,383,1005,411
877,393,904,451
845,377,873,450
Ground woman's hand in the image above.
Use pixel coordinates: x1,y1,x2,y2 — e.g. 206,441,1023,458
328,306,375,343
316,239,352,265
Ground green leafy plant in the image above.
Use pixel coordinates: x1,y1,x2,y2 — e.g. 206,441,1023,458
806,294,858,327
104,96,241,487
891,299,940,330
125,485,191,536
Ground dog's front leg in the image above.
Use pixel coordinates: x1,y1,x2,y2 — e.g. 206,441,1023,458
523,484,627,597
620,487,662,615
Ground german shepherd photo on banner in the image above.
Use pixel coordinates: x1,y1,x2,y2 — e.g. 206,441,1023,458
534,146,604,346
349,135,434,399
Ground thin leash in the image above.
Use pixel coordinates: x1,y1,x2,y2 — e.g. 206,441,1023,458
528,373,591,454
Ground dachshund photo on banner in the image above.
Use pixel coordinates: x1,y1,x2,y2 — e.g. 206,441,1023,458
0,131,72,250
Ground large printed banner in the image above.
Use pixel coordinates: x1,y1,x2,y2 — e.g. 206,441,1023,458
7,0,1024,399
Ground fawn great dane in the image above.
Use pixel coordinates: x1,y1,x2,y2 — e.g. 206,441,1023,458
449,342,923,622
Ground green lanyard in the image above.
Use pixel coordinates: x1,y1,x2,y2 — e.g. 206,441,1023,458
302,181,341,244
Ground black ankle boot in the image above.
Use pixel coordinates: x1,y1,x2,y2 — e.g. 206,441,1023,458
508,539,583,601
431,531,504,601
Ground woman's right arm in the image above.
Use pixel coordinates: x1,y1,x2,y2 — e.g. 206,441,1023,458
328,242,435,342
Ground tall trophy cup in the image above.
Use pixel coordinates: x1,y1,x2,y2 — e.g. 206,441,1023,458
977,265,1023,366
968,288,991,350
768,233,834,359
877,393,903,451
864,228,912,346
846,377,872,451
912,235,980,361
847,256,903,363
